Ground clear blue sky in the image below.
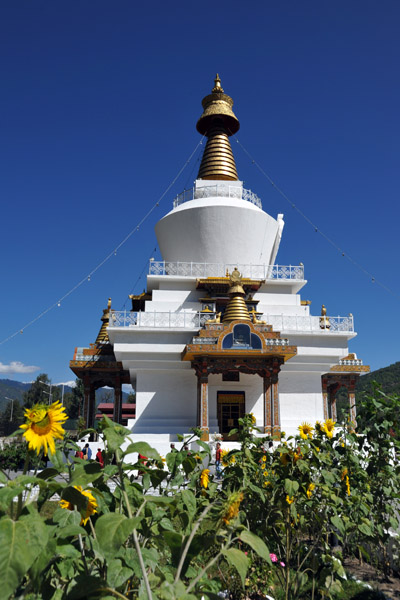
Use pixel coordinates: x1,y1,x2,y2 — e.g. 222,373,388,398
1,1,399,384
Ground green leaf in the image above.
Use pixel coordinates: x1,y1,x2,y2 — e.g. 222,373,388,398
53,507,82,527
141,547,159,571
36,467,59,480
322,469,336,484
181,489,196,519
103,427,128,453
0,471,7,485
166,450,183,473
0,515,48,600
239,530,271,564
95,513,141,557
358,523,373,536
195,440,211,454
160,518,175,531
70,461,102,486
284,478,299,496
222,548,249,586
330,515,345,536
106,558,132,589
163,531,183,567
124,441,161,461
56,524,87,538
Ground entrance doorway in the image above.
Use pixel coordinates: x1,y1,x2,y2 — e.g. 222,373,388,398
217,392,245,440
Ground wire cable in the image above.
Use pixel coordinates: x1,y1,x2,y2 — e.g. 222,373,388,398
120,246,158,310
234,136,400,300
0,137,204,346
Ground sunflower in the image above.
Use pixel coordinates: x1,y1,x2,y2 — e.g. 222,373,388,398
20,401,68,455
59,486,98,525
249,412,256,425
306,483,315,498
222,491,244,525
221,448,235,466
345,475,351,496
341,467,348,481
200,468,210,489
280,452,290,466
298,422,313,440
322,418,336,439
286,495,294,505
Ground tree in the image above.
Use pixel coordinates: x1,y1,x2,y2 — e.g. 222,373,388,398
126,391,136,404
63,378,84,419
22,373,60,408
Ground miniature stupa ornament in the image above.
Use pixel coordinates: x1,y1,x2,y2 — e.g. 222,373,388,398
223,268,251,322
95,298,112,344
196,74,240,181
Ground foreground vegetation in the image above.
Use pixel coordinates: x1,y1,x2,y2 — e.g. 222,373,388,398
0,386,399,600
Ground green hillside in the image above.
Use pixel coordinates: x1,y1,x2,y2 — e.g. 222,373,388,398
356,361,400,397
0,379,31,411
0,378,129,413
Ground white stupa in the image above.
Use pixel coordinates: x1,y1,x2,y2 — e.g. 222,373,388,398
101,75,368,454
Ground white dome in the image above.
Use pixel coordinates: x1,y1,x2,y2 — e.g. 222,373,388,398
155,181,283,267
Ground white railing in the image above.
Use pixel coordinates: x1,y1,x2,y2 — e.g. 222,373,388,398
339,358,363,366
148,261,304,280
109,311,354,333
110,311,211,329
265,314,354,333
173,184,262,209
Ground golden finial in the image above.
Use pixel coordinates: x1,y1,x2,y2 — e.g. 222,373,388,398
212,74,224,93
196,75,240,181
95,297,112,344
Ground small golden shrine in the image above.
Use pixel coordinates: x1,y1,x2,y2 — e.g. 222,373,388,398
182,270,297,440
70,298,131,432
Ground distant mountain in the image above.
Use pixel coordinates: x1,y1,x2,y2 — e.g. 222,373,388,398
0,379,31,410
356,361,400,398
0,378,130,412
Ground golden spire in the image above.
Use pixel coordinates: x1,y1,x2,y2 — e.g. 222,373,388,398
196,75,240,181
223,269,251,323
95,298,112,344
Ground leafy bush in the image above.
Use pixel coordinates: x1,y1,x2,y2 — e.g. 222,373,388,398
0,387,398,599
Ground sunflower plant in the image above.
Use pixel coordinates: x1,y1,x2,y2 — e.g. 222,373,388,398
0,391,399,600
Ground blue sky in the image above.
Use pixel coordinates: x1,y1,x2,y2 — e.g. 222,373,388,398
1,1,399,384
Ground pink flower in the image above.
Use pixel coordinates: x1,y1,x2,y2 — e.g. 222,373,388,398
270,553,278,563
245,551,248,555
280,561,285,567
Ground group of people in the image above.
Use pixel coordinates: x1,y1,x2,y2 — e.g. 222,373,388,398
74,443,104,467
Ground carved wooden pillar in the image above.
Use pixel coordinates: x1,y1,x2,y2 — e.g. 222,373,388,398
272,376,281,439
197,372,209,441
349,392,357,427
321,375,329,420
83,374,91,429
87,385,96,431
263,375,272,435
113,375,122,424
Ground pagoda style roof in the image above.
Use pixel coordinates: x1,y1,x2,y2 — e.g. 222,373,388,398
196,276,264,294
182,319,297,363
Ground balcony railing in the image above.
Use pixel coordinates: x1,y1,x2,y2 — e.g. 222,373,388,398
109,311,354,333
148,261,304,280
173,184,262,209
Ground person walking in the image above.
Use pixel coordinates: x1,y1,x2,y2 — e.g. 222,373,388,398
215,442,222,479
83,443,92,460
95,448,104,468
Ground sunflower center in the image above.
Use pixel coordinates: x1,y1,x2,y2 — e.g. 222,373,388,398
32,414,52,435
